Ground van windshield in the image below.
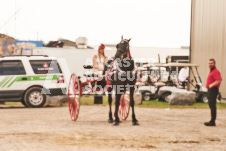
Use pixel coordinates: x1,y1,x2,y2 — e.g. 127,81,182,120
29,60,62,74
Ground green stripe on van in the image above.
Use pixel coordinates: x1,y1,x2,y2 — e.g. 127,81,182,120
16,75,58,81
0,76,9,87
0,77,9,86
7,77,19,88
6,75,59,88
2,76,13,88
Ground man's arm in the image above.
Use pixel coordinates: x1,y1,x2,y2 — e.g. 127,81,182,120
209,80,222,88
178,69,183,82
178,68,186,82
209,70,222,88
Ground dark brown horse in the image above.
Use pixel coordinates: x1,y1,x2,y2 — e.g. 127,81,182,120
104,36,139,126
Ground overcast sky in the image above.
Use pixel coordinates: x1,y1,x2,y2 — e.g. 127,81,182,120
0,0,191,47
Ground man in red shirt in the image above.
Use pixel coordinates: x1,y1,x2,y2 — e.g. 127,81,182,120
205,58,222,126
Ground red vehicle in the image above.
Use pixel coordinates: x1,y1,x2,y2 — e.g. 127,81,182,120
67,65,131,122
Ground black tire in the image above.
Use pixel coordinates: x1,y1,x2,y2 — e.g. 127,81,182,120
200,94,208,103
142,92,151,101
21,100,28,107
24,87,46,108
159,92,171,102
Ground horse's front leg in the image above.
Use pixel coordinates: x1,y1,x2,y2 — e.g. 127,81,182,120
113,93,121,126
108,87,114,123
130,85,139,125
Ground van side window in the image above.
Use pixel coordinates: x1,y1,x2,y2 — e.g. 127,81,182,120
1,60,26,75
29,60,62,74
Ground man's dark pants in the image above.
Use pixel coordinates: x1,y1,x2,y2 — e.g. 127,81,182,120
207,87,219,123
182,81,186,89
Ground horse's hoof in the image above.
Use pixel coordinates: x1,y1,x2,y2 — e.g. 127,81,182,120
108,119,114,123
132,120,139,126
113,121,120,126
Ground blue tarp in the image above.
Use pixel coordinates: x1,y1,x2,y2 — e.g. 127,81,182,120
3,40,43,55
15,40,43,47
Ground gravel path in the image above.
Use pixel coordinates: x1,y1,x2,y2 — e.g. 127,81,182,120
0,105,226,151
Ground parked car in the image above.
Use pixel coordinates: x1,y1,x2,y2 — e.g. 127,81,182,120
0,55,70,107
45,41,64,48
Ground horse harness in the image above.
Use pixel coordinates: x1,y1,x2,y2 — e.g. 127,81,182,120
106,58,136,90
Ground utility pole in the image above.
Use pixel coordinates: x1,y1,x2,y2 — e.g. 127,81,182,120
37,31,39,40
0,9,20,32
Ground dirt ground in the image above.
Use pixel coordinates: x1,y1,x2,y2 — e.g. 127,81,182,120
0,105,226,151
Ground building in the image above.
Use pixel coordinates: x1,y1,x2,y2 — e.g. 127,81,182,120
191,0,226,97
0,34,16,56
76,37,88,49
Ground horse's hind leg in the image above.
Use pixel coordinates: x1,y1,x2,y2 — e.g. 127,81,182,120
108,87,114,123
113,93,121,126
130,86,139,125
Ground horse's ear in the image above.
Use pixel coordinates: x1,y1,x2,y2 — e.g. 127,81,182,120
128,38,131,42
121,35,123,40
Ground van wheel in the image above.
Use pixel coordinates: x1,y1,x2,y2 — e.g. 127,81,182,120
24,87,46,108
21,100,28,107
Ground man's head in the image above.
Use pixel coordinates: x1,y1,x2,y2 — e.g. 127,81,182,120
184,66,188,69
209,58,216,70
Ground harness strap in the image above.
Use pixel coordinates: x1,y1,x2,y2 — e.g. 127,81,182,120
127,51,130,58
106,73,110,91
106,60,115,91
106,59,136,91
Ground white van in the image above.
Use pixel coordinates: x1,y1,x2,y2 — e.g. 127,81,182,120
0,55,70,107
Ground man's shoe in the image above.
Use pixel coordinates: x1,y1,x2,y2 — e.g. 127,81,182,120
204,121,216,126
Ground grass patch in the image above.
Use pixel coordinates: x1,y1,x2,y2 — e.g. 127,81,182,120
4,102,22,106
79,96,226,109
2,96,226,109
141,100,226,109
80,95,109,106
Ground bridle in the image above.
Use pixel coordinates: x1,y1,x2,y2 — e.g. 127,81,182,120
117,39,131,59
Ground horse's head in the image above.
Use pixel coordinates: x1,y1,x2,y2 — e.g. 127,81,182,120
115,35,131,60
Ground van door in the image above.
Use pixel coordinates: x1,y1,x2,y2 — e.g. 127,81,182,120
0,60,26,100
29,59,66,95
